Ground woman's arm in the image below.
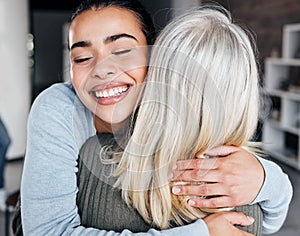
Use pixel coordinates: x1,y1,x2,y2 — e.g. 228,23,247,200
20,86,96,235
67,213,254,236
171,145,293,234
253,156,293,234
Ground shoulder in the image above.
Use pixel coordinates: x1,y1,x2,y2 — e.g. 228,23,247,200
27,81,95,150
29,81,92,123
28,81,92,132
32,81,78,110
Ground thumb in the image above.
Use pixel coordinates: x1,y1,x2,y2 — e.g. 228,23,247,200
223,212,255,226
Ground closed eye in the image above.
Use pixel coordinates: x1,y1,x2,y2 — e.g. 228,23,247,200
74,57,92,64
112,49,132,55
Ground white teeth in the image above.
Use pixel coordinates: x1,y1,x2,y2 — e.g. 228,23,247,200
94,86,129,98
109,90,114,96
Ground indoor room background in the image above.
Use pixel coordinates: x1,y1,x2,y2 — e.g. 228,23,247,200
1,0,300,235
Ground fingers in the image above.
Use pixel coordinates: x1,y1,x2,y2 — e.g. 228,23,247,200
171,183,241,208
187,196,233,208
171,182,239,208
222,212,255,227
172,145,263,209
175,145,239,171
175,158,219,171
171,183,225,197
172,169,220,182
204,145,239,156
204,212,255,236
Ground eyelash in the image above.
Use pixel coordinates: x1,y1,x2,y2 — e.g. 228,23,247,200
73,49,132,64
74,57,92,64
112,49,132,55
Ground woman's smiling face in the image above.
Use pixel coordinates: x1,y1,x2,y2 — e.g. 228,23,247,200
69,6,148,130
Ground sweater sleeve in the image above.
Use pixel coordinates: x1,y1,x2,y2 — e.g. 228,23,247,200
61,220,209,236
251,156,293,234
20,85,209,236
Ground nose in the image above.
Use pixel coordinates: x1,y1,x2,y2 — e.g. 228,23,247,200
91,56,118,80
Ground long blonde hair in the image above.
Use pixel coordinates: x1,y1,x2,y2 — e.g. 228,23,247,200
114,5,260,229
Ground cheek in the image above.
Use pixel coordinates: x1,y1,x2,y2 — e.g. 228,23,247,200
71,66,87,91
118,49,148,80
126,66,147,84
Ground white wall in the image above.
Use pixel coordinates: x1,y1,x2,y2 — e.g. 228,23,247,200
0,0,30,159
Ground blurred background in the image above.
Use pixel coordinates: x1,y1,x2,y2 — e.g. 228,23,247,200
1,0,300,235
2,0,300,161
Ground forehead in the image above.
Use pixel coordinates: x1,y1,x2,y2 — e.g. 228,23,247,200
69,7,144,42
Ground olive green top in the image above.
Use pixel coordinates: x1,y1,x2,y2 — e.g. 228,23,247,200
77,133,262,235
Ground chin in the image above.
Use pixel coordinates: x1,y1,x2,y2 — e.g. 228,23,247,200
109,114,132,126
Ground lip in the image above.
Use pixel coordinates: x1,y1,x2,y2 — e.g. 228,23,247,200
90,82,132,105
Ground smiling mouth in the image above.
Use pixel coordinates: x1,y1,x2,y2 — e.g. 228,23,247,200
92,85,129,99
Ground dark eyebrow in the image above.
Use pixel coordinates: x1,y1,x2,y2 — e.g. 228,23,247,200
104,33,137,44
70,41,92,50
70,34,137,50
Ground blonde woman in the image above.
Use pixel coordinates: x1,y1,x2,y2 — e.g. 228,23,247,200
77,5,291,236
116,4,260,228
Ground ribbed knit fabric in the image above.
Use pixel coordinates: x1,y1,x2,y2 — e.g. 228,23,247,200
77,133,262,235
235,204,262,235
77,134,151,232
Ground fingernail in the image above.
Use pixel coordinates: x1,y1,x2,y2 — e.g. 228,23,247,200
188,199,196,206
172,186,180,194
247,216,255,223
168,173,174,180
172,164,177,170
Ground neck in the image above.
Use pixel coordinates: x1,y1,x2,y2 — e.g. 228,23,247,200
94,116,129,134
